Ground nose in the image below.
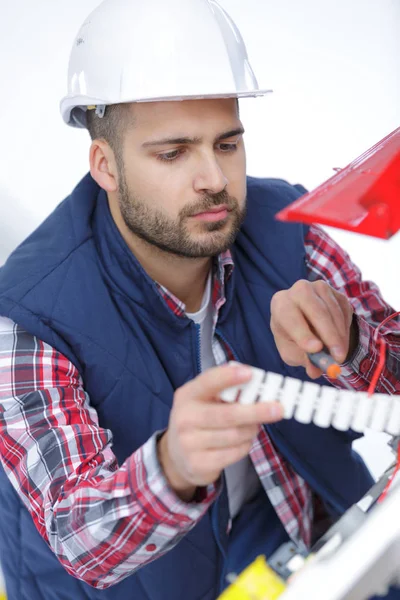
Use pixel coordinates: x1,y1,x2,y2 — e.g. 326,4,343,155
193,153,228,195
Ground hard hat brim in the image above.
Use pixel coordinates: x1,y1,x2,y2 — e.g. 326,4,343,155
61,89,273,128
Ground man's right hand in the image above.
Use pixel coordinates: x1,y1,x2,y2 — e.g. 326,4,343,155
158,363,284,501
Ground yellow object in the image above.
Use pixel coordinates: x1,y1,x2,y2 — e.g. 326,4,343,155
218,556,286,600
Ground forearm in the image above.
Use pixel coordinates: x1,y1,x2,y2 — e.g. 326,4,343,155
0,320,219,589
3,426,219,589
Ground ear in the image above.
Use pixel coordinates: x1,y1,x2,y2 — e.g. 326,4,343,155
89,140,118,192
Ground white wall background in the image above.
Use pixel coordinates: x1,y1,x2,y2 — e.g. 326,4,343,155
0,0,399,479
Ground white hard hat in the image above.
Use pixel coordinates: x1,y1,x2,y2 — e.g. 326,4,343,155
60,0,272,128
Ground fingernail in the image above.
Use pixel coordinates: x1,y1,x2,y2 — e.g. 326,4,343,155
235,365,253,378
331,346,344,362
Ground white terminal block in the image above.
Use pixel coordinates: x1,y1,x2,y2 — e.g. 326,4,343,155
279,377,302,418
295,382,320,424
219,362,244,402
313,387,338,428
259,371,284,403
332,390,358,431
237,366,264,405
369,393,391,431
386,399,400,436
220,362,400,437
351,392,373,433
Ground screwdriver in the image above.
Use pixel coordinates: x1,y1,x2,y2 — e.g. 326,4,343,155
307,348,353,390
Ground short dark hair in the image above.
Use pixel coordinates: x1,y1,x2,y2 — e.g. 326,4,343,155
86,103,134,156
86,98,240,155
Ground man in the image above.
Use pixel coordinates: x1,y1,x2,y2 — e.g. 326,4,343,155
0,0,399,599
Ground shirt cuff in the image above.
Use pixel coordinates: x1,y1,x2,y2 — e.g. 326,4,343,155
129,431,221,529
340,314,379,381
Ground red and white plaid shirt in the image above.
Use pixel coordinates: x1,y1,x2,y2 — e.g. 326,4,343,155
0,225,399,589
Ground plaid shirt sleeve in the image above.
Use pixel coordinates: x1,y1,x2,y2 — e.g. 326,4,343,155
0,317,219,589
305,225,400,394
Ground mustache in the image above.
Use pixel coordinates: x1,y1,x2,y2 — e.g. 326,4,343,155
181,190,238,218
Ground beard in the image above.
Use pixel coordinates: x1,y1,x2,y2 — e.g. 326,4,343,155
117,167,247,259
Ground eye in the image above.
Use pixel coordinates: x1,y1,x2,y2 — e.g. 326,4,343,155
157,149,184,162
218,143,238,153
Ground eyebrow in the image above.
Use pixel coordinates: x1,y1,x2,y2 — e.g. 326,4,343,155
142,126,245,148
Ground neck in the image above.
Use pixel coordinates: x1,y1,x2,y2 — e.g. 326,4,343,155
132,237,212,312
109,199,212,312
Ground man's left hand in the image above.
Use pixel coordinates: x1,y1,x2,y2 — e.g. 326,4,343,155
270,280,357,379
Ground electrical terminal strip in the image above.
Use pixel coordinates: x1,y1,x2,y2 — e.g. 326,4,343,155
221,363,400,436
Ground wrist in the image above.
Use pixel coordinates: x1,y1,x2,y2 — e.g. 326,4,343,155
158,433,196,502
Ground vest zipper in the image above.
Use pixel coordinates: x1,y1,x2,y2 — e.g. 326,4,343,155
215,328,240,361
194,323,230,592
212,481,230,596
194,323,202,374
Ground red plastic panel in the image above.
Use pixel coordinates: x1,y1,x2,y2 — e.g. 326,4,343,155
276,128,400,239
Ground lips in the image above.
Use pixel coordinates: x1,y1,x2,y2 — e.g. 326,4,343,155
192,204,229,216
192,206,230,222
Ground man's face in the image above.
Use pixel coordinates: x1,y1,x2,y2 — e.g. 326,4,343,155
115,98,247,258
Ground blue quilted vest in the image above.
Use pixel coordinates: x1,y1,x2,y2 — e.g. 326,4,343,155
0,174,374,600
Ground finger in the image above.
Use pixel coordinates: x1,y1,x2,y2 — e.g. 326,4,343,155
305,356,324,379
313,283,350,361
197,400,283,429
332,289,354,330
273,328,323,377
314,281,347,339
176,363,253,406
187,441,255,483
184,425,259,450
271,294,323,354
205,441,256,470
292,290,346,356
273,321,316,367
